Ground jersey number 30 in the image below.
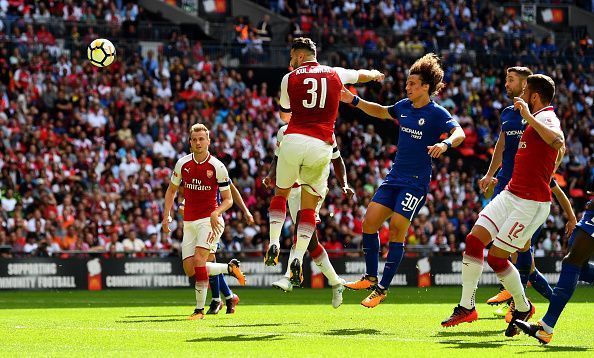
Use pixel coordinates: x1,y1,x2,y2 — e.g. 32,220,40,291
302,78,327,109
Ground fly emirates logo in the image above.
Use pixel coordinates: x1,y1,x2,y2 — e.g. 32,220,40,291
185,178,212,191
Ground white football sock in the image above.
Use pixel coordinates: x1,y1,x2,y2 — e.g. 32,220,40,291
497,264,530,312
313,248,341,286
195,281,208,310
206,262,228,276
460,253,484,309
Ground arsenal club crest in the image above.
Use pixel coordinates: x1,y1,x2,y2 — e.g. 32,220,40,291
206,170,213,178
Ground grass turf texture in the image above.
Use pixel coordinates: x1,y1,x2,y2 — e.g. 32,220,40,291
1,286,593,356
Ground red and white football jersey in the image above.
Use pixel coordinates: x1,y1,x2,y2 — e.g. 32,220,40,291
507,106,562,202
279,62,358,143
170,153,230,221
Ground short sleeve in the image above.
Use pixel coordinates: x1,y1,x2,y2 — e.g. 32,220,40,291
537,112,561,131
387,105,398,119
439,107,459,133
279,73,291,112
215,163,230,191
170,159,183,186
333,67,359,85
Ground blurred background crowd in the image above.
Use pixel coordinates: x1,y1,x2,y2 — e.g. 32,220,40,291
0,0,592,259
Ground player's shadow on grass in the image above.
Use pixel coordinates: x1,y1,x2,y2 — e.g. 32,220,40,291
187,334,283,342
324,328,384,336
522,345,592,353
116,319,187,323
435,329,502,338
124,315,187,318
217,323,297,328
439,339,507,349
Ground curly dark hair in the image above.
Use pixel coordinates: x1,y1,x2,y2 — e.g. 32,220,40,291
291,37,317,56
409,53,445,97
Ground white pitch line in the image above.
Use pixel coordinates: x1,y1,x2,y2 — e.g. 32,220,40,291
8,324,580,348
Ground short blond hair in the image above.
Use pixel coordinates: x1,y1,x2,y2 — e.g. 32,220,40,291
190,123,209,137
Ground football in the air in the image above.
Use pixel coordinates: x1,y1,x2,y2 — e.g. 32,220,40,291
87,38,116,67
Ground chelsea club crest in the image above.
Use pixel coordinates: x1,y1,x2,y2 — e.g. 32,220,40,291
418,118,425,126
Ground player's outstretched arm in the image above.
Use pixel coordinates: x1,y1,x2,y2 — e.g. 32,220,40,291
514,97,564,150
162,182,179,233
230,182,255,225
479,133,505,193
340,86,391,119
355,69,384,83
551,183,577,237
331,155,354,199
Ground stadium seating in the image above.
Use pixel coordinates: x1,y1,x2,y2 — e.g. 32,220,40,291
0,1,592,260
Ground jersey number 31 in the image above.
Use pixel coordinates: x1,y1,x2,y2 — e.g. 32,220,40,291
302,78,327,109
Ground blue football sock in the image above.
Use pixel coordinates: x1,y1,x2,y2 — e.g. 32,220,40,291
362,232,380,278
379,242,405,289
579,263,594,283
515,249,532,287
218,274,233,298
529,269,553,300
542,262,581,329
209,274,220,300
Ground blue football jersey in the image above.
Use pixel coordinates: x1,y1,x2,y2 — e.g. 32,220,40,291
576,201,594,237
497,105,525,185
385,99,459,190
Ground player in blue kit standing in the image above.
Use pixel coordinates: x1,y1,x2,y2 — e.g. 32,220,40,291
340,53,466,307
515,193,594,344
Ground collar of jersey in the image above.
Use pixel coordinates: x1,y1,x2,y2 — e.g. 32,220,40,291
298,61,319,68
532,106,554,116
192,152,210,165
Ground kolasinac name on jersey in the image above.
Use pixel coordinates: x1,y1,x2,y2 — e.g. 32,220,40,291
0,260,83,289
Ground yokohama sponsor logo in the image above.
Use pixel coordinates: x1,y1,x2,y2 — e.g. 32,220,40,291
401,126,423,139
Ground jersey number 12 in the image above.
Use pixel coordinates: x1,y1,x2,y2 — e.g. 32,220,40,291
302,78,327,109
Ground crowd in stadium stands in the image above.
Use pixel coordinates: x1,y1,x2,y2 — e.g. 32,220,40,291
0,1,592,260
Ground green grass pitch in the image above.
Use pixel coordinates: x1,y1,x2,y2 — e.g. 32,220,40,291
1,286,593,356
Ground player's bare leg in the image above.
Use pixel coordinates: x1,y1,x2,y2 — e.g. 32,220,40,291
266,186,291,266
287,188,320,286
362,212,409,308
345,202,392,290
